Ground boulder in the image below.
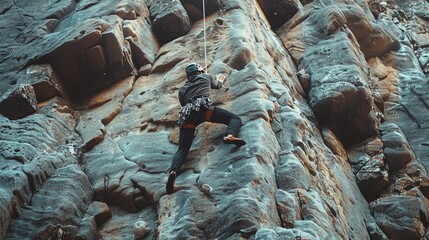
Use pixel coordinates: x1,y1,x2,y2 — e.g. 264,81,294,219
359,22,400,59
371,190,429,240
86,201,112,225
380,121,416,171
340,4,373,41
301,32,379,145
150,0,191,44
0,84,37,120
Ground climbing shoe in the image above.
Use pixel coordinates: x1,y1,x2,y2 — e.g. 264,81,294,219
166,171,176,194
223,136,246,146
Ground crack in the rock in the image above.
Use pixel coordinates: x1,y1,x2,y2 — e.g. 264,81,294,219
410,86,429,109
354,150,384,174
12,0,27,27
397,103,422,129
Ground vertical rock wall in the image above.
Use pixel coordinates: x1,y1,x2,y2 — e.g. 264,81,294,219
1,0,429,239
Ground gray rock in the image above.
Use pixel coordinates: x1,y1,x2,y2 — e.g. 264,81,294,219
276,153,312,190
75,215,97,240
83,135,141,212
5,165,93,239
97,206,157,239
0,84,37,120
2,0,429,239
380,121,416,171
340,5,373,41
275,189,301,227
123,18,159,68
301,31,379,145
347,138,389,201
150,0,191,44
371,190,429,240
0,188,16,239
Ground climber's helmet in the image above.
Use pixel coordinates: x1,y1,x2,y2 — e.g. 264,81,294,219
185,63,204,78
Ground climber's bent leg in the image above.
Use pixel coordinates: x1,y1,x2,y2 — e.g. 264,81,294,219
210,107,246,146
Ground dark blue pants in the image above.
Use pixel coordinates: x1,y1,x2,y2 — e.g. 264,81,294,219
168,107,242,173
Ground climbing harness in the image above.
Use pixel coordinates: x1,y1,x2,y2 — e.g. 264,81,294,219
177,96,213,127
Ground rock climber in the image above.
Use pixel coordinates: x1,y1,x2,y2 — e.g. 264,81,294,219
166,63,246,194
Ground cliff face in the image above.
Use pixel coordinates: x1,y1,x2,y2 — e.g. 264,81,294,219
0,0,429,239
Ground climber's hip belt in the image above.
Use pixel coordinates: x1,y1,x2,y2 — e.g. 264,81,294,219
177,96,214,127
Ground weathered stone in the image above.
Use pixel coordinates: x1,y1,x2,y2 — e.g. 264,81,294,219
340,5,373,41
275,189,301,227
76,76,135,151
84,45,108,76
276,153,312,190
97,206,157,239
2,0,429,239
255,227,318,239
150,0,191,44
0,106,80,232
380,121,416,171
133,220,150,239
138,64,153,76
0,188,16,239
17,64,64,102
75,215,97,240
83,135,140,212
257,0,301,30
180,0,221,21
123,18,159,68
347,138,389,200
86,201,112,226
5,165,93,239
0,84,37,120
301,31,379,146
34,224,79,240
371,190,429,240
359,22,400,59
60,0,150,28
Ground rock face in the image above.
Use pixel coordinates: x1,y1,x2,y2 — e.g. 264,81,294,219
1,0,429,239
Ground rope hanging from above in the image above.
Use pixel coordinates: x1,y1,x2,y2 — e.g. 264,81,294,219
202,0,208,72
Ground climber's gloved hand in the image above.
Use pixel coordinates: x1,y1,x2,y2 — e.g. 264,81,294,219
216,74,225,83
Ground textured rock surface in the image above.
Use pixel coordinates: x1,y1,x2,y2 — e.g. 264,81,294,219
1,0,429,239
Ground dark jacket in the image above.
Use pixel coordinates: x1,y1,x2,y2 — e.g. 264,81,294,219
178,73,223,106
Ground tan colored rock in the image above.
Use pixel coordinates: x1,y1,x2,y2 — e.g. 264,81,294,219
86,201,112,225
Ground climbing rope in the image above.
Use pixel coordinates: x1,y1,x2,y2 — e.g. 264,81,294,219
202,0,208,71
